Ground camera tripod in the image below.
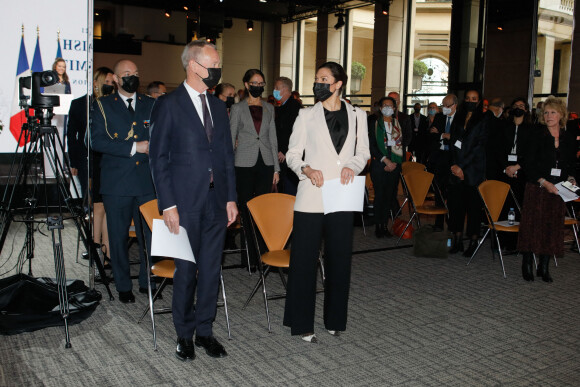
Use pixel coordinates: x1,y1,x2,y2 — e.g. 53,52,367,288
0,105,113,348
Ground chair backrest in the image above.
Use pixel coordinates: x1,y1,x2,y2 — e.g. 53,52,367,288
139,199,163,231
247,193,295,252
401,161,426,176
404,169,433,207
478,180,509,223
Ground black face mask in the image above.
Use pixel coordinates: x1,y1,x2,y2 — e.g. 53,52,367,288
512,108,525,117
225,96,235,109
464,101,477,112
101,84,114,96
313,82,334,102
414,107,421,113
121,75,140,94
248,85,264,98
195,61,222,89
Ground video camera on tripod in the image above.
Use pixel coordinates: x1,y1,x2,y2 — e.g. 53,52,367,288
19,70,60,134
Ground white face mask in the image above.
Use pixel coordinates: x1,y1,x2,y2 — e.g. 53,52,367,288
442,107,452,116
381,106,394,117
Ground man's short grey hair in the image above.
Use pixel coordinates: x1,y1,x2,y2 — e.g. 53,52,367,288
445,94,458,105
275,76,293,91
181,40,217,70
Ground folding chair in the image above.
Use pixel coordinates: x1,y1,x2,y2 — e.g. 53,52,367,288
137,199,231,350
466,180,521,278
242,193,324,332
396,169,448,244
395,161,427,219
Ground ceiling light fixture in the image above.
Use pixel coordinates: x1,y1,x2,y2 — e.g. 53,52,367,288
247,20,254,31
164,9,172,18
183,6,188,11
334,13,345,30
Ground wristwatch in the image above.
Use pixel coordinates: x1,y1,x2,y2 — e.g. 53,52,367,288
301,164,310,172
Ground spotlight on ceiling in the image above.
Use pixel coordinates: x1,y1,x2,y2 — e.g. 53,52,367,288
164,9,172,18
381,0,393,16
183,6,188,11
247,20,254,31
259,0,267,2
334,13,345,30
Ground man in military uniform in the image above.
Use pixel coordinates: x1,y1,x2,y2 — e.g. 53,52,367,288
91,59,156,303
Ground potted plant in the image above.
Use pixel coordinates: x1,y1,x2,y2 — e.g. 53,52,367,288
350,61,366,94
412,59,428,90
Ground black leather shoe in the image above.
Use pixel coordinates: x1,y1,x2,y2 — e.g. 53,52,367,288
175,337,195,361
463,239,479,257
375,224,385,238
537,255,553,283
139,287,163,299
521,254,534,282
195,335,227,358
118,291,135,303
449,234,464,254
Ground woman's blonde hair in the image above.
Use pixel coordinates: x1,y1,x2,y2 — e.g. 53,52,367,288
539,95,567,128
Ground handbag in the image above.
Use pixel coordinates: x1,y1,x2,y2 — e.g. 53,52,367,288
412,225,451,258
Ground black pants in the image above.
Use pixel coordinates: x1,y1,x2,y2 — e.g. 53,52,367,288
427,151,451,229
283,211,354,336
447,182,482,237
370,161,401,225
235,152,274,265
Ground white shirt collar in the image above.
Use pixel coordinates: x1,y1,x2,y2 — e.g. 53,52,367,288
118,91,137,107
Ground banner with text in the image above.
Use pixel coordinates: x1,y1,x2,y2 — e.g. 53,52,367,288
0,0,89,152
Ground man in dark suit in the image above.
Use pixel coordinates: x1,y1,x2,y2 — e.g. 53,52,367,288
91,59,156,303
274,76,302,195
149,40,238,361
409,102,430,164
426,94,458,230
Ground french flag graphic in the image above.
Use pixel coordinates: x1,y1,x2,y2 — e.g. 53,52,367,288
9,33,31,146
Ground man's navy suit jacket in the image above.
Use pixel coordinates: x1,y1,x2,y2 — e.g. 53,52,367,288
148,83,237,215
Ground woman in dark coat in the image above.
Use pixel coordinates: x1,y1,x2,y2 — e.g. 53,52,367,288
518,96,576,282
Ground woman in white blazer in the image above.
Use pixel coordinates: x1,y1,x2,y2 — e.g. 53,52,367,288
283,62,370,343
230,69,280,266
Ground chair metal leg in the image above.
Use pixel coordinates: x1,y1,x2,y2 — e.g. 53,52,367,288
553,255,558,267
467,228,490,266
243,266,270,309
318,253,326,284
396,213,416,245
259,269,272,332
494,232,507,278
138,278,169,323
533,253,538,270
220,268,231,339
361,213,366,236
571,223,580,257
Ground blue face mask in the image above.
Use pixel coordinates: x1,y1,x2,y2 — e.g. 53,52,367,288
273,89,282,101
428,109,437,116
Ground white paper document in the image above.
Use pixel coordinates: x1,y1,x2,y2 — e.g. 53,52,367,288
321,176,366,215
151,219,196,263
555,182,580,202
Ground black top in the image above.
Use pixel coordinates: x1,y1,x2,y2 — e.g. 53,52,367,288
324,101,348,154
521,124,576,184
274,97,302,154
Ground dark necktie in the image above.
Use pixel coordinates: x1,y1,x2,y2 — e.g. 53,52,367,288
127,98,135,114
199,94,213,142
444,116,451,150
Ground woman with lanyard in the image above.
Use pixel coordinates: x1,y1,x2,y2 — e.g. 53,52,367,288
283,61,370,343
518,96,576,282
447,89,489,256
368,96,404,238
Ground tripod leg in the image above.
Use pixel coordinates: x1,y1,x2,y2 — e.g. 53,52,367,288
48,216,72,348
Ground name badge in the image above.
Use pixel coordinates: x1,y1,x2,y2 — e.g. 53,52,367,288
508,154,517,162
388,140,396,147
551,168,561,177
454,140,462,149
